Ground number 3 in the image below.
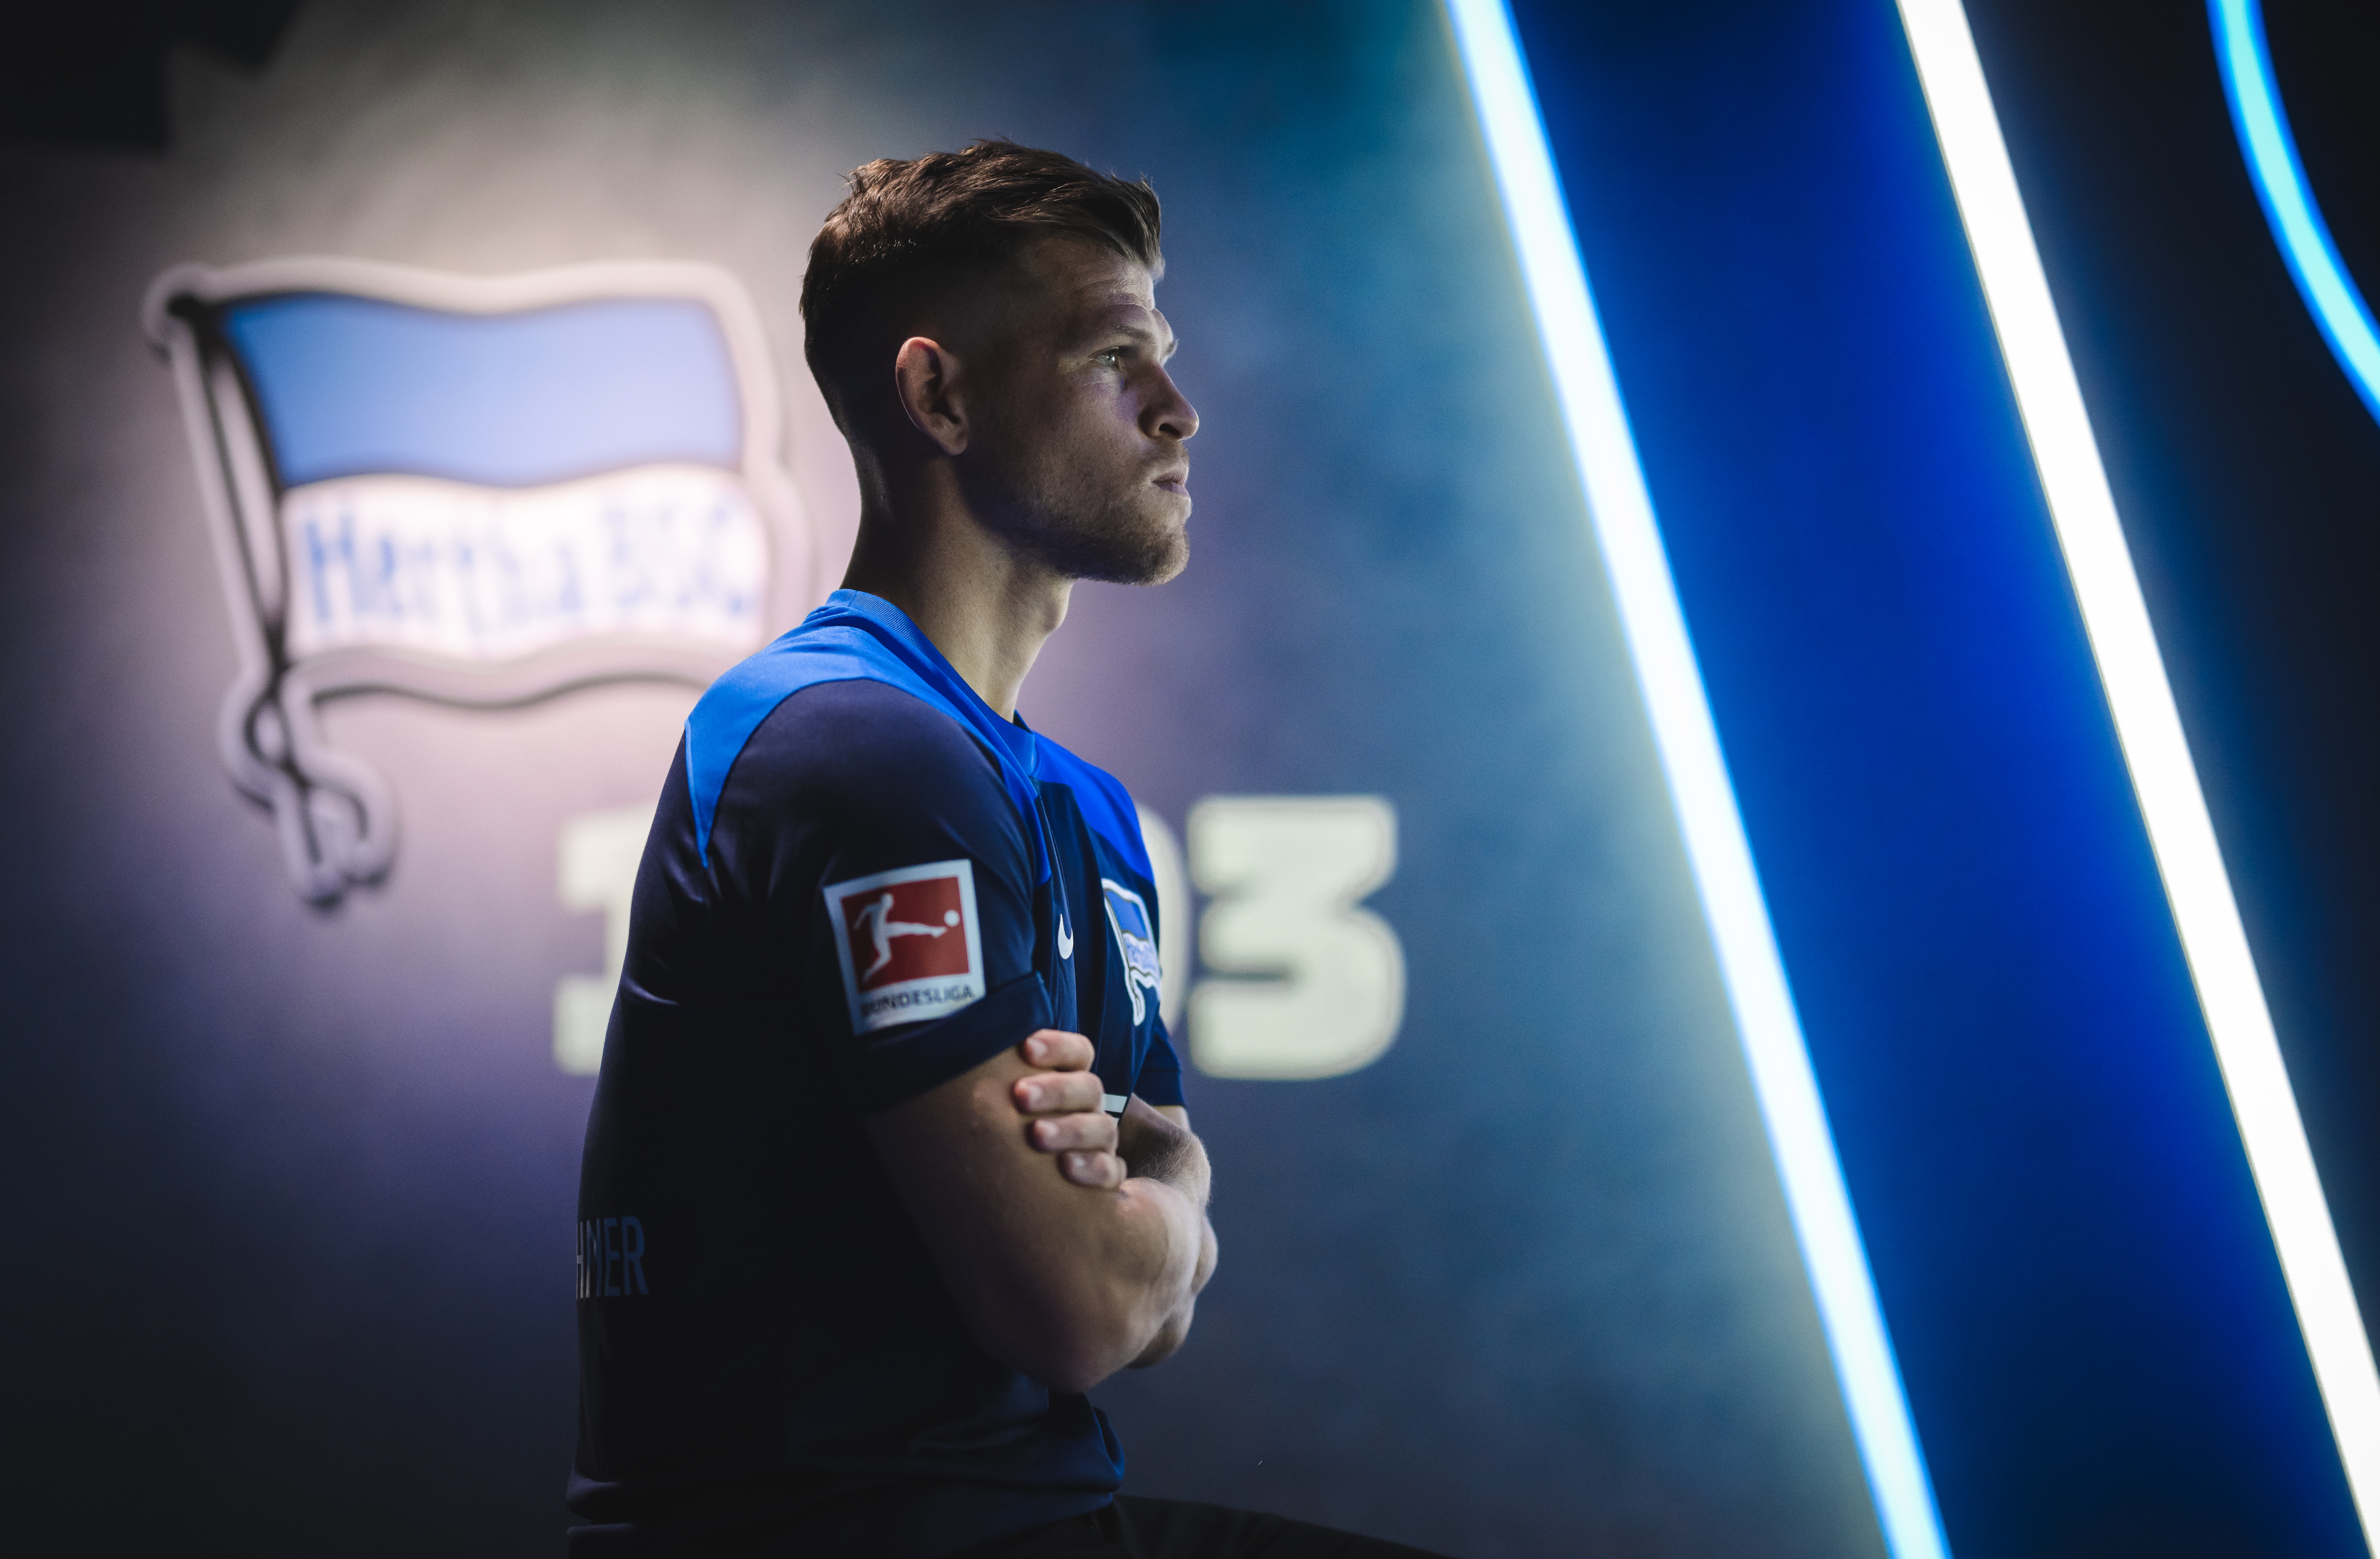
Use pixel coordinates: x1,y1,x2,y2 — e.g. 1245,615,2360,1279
1185,796,1404,1080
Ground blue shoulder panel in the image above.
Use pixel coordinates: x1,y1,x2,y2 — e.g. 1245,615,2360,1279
684,590,1049,879
1032,735,1153,882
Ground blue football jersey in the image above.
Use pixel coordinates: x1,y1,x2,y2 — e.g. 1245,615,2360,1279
568,591,1181,1556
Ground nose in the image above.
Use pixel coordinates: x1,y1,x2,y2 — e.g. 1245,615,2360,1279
1144,365,1199,443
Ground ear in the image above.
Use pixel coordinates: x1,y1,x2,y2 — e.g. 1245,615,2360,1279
893,336,969,456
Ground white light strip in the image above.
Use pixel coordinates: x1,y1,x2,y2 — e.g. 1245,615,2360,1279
1896,0,2380,1546
1439,5,1950,1556
2211,0,2380,425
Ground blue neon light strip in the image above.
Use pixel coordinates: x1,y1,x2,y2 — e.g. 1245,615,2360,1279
2211,0,2380,427
1438,4,1950,1556
1901,0,2380,1543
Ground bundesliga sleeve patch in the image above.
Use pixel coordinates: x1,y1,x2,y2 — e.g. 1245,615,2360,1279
823,859,987,1034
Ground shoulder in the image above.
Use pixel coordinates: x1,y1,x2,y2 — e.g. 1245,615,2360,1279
752,677,991,772
731,678,1008,826
700,676,1038,933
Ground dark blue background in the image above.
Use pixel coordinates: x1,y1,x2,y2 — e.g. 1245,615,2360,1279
1509,0,2368,1552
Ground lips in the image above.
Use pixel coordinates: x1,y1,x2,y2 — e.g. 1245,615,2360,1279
1152,465,1190,494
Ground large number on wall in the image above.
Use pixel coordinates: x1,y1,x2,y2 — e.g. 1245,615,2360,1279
1185,796,1404,1080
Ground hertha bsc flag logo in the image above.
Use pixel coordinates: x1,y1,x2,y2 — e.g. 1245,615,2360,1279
144,255,809,904
823,860,986,1033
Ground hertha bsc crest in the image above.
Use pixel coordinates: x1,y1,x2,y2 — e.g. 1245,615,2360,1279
1101,877,1163,1027
143,256,811,903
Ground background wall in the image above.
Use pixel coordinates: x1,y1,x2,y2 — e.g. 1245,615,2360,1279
14,1,2375,1554
0,3,1877,1556
1962,0,2380,1377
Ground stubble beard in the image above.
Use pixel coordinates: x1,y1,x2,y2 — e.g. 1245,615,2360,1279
1010,497,1188,586
968,454,1189,587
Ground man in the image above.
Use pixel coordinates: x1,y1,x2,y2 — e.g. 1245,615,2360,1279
571,141,1446,1558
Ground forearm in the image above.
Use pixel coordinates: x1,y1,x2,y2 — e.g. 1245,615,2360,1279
877,1037,1226,1394
1006,1102,1213,1386
1125,1200,1217,1369
998,1168,1206,1390
1115,1099,1218,1370
883,1061,1208,1393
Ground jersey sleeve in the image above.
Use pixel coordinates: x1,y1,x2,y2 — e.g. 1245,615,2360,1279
717,678,1047,1116
1133,1018,1186,1109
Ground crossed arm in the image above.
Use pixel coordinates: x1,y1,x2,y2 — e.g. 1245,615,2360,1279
864,1030,1219,1394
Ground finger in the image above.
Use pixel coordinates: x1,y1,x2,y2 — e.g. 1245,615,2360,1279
1030,1110,1120,1155
1019,1029,1094,1071
1059,1150,1127,1190
1012,1070,1105,1117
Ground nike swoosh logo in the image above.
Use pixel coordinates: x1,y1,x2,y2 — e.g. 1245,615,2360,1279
1057,913,1074,960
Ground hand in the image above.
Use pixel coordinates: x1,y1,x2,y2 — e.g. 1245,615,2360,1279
1010,1029,1124,1190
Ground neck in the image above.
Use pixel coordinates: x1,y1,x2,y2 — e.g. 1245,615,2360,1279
839,465,1071,720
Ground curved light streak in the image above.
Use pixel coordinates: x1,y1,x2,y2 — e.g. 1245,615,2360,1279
1905,0,2380,1545
2212,0,2380,425
1439,4,1950,1556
